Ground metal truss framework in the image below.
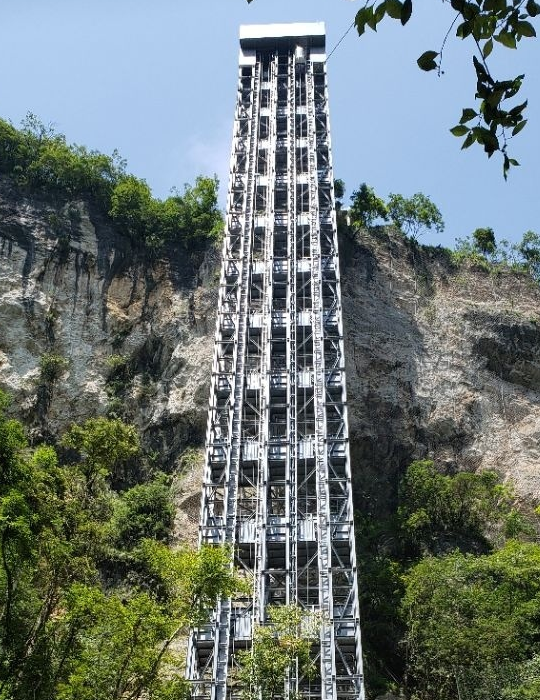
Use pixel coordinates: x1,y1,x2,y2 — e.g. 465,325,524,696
187,23,365,700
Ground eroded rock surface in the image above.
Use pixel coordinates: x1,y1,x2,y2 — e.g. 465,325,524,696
341,229,540,511
1,179,539,530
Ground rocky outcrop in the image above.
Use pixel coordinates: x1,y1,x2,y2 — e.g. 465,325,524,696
0,178,217,531
1,179,539,528
341,229,540,513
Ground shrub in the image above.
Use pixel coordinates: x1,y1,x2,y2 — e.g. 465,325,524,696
39,353,68,383
113,473,174,549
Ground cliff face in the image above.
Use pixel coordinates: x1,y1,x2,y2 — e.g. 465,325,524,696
0,178,217,539
341,230,540,513
1,180,539,524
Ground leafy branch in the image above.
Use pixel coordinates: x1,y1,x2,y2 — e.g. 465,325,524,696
355,0,538,177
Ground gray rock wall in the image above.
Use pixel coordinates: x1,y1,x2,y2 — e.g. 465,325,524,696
341,229,540,513
1,181,539,532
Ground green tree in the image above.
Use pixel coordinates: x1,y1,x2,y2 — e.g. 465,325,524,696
387,191,444,238
516,230,540,279
113,474,175,549
397,460,518,553
177,175,223,243
402,541,540,700
62,417,140,488
235,605,322,700
110,175,154,242
472,226,496,255
0,394,242,700
349,182,388,228
355,459,534,696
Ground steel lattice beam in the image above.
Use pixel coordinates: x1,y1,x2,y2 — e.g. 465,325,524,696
187,23,365,700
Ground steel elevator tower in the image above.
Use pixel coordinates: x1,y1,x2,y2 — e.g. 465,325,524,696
187,23,364,700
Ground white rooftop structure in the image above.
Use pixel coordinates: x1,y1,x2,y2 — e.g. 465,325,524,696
239,22,326,48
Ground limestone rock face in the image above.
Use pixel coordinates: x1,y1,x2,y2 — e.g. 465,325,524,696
341,230,540,512
1,179,539,528
0,178,217,536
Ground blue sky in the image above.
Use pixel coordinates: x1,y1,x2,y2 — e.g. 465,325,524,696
0,0,538,248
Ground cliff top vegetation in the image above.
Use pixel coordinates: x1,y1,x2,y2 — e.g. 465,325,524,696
339,180,540,282
0,114,223,251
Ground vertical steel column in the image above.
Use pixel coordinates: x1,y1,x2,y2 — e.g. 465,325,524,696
305,58,336,700
286,50,298,613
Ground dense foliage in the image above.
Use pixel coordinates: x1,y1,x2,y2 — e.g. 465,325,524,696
0,391,239,700
0,114,223,249
403,542,540,700
235,605,322,700
357,460,540,699
454,227,540,280
348,183,444,238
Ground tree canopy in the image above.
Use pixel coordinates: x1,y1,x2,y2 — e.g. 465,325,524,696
0,115,223,250
0,391,240,700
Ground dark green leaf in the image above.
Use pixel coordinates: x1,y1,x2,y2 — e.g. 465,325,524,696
457,21,473,39
385,0,403,19
512,119,527,135
460,108,477,123
450,125,470,137
461,132,476,149
484,0,507,11
516,20,536,36
401,0,412,25
417,50,439,71
486,88,504,107
503,154,510,179
472,55,488,82
509,100,528,116
355,7,371,35
526,0,540,17
374,2,387,24
367,6,379,31
483,38,493,58
495,31,517,48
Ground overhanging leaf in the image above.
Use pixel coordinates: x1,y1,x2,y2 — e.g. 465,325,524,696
495,31,517,48
482,38,493,58
512,120,527,136
450,125,469,137
526,0,540,17
461,132,476,149
459,108,477,124
515,21,536,37
385,0,403,20
401,0,412,25
417,50,439,71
